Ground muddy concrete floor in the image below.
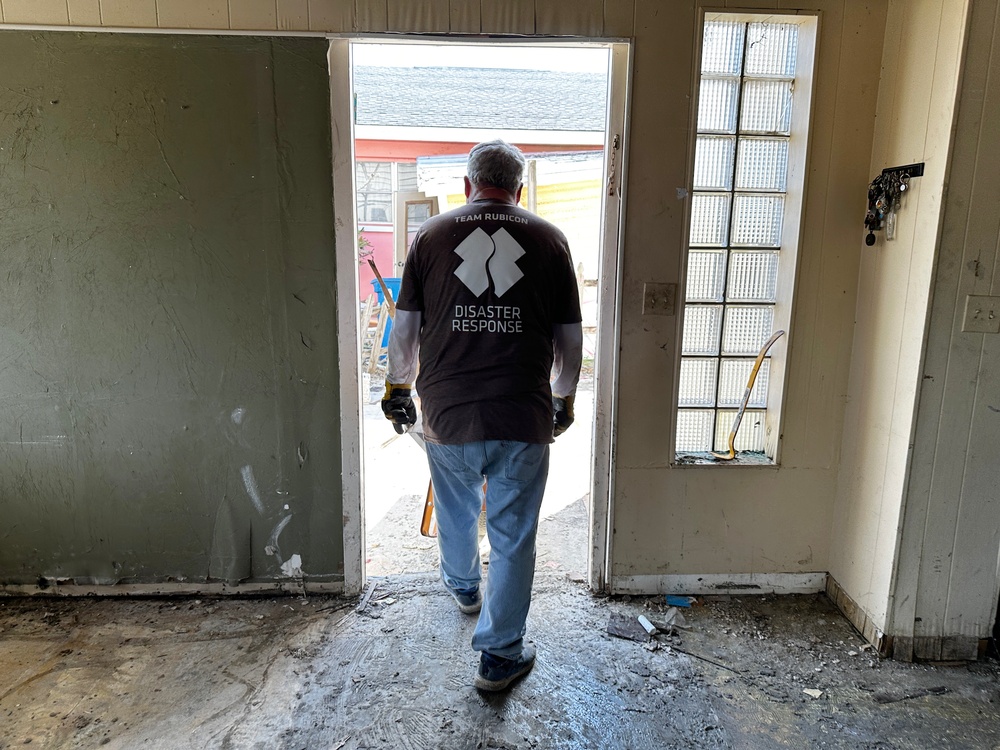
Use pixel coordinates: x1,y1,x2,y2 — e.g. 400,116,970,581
2,578,1000,749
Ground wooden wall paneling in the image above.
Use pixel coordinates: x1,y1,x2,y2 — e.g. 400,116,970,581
67,0,101,25
603,0,633,38
3,0,69,24
387,0,449,32
230,0,278,29
845,1,899,620
535,0,603,37
725,0,779,9
919,0,1000,638
449,0,480,33
157,0,228,29
309,0,355,31
881,2,970,637
913,0,1000,640
873,3,943,615
886,1,972,650
355,0,387,31
946,331,1000,635
277,0,309,29
100,0,157,27
480,0,534,34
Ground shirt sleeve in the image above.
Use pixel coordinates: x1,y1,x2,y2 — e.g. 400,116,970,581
387,309,421,385
394,233,424,313
551,322,583,398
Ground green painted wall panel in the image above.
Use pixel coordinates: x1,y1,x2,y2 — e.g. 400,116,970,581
0,32,343,586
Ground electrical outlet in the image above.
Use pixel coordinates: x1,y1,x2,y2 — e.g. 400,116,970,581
643,282,676,316
962,295,1000,334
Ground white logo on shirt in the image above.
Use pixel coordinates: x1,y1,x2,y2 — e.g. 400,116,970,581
453,227,525,298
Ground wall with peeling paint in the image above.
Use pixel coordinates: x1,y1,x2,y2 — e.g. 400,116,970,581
0,33,343,587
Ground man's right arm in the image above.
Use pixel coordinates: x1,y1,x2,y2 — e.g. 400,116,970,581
381,311,421,432
386,309,421,385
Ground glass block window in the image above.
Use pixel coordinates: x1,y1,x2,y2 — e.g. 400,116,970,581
678,18,801,456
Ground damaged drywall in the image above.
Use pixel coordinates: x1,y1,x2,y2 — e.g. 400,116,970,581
0,32,343,587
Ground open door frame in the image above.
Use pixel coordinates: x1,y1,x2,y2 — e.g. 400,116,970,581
589,42,632,593
331,36,631,598
330,38,366,596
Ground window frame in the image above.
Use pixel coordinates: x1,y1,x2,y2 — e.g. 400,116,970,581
673,11,819,466
355,160,419,226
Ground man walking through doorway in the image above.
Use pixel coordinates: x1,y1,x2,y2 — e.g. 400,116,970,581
382,140,583,691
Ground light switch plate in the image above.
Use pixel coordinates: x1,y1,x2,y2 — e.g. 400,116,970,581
643,282,676,316
962,295,1000,334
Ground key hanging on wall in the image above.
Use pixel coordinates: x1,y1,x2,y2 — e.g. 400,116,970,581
864,163,924,246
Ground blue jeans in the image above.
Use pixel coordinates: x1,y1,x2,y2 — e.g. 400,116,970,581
425,440,550,659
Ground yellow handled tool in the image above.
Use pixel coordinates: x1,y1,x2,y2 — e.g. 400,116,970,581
712,330,785,460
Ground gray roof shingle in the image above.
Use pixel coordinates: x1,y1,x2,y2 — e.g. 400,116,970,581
354,66,608,132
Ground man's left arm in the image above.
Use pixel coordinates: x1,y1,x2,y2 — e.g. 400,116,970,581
551,322,583,437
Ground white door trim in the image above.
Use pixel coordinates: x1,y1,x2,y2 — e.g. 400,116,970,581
334,36,630,597
329,39,365,597
589,42,632,593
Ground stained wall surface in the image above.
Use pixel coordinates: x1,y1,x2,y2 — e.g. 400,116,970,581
0,2,889,591
609,0,888,587
0,33,342,586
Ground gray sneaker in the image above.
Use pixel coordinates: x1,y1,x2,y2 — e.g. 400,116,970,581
474,644,536,691
449,586,482,614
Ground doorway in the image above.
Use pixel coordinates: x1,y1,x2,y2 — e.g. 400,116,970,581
331,38,630,595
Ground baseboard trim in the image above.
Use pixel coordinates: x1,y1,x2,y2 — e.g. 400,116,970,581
0,580,345,598
610,572,828,596
826,575,893,657
891,634,984,662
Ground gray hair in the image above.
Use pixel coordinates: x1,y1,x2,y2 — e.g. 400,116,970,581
466,140,526,194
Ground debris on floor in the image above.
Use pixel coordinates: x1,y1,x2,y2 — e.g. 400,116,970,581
637,614,658,635
606,612,652,642
2,584,1000,748
649,606,688,635
666,595,697,608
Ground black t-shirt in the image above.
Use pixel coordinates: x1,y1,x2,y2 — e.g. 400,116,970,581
396,198,582,444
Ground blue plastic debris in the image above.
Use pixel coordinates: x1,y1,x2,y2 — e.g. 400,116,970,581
665,595,695,608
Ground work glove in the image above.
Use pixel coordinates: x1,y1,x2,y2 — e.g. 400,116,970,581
552,394,575,438
381,381,417,434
